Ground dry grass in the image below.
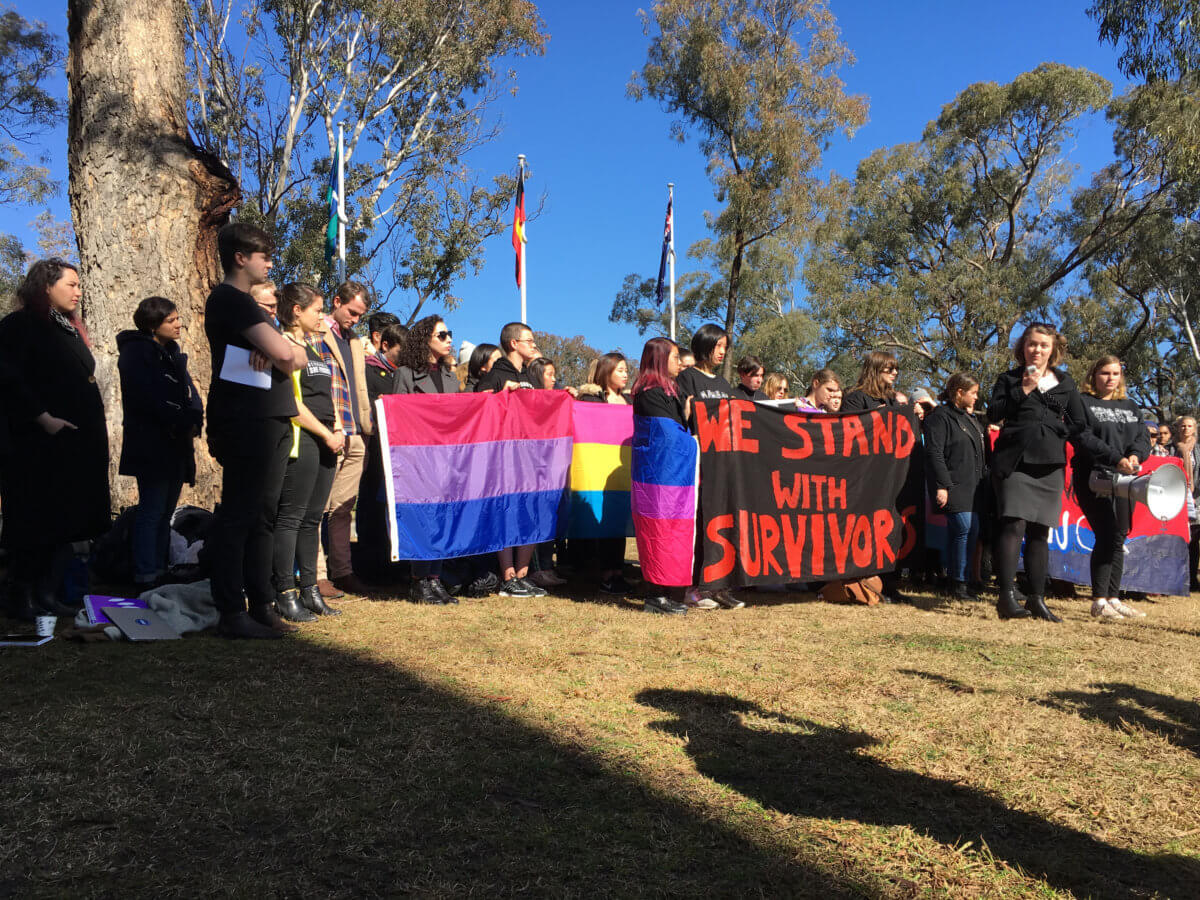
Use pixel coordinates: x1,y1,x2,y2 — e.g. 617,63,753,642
2,565,1199,898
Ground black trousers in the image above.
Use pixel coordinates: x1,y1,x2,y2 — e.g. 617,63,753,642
273,428,337,591
1076,483,1132,598
207,416,292,614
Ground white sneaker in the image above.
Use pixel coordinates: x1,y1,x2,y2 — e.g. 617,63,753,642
1091,599,1124,620
683,588,719,609
1108,597,1146,618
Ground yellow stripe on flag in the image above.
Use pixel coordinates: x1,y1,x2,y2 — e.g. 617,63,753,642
569,442,632,493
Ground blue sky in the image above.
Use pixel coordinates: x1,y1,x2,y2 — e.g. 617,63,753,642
3,0,1129,358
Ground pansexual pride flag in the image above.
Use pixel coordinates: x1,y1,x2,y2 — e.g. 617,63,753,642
377,390,574,560
568,402,634,538
631,414,699,586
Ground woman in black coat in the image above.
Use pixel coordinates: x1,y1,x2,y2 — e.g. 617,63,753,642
924,373,987,599
0,259,110,619
1075,355,1151,619
988,323,1112,622
392,314,460,605
117,297,203,587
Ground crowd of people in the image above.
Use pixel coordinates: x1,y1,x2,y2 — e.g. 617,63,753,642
0,223,1193,636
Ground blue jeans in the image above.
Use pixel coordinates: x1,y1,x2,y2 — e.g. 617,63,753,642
945,510,980,584
133,476,183,582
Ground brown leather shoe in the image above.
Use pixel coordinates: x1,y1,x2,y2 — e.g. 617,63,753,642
317,578,345,600
331,574,373,597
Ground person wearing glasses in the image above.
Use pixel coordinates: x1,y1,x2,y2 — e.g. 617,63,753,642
473,321,545,598
841,351,903,412
392,315,461,604
988,323,1111,623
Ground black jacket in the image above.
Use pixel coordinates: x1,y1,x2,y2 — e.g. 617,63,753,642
841,389,900,413
392,364,461,395
474,356,533,393
734,383,767,401
0,308,111,548
117,330,203,483
923,403,986,513
987,367,1114,479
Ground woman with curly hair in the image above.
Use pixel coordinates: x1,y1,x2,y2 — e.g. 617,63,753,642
392,314,460,605
0,259,110,620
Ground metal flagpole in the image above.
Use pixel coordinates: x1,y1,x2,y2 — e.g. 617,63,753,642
518,154,527,323
668,182,676,343
337,123,346,284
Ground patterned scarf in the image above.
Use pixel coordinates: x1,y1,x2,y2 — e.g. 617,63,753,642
50,308,79,336
317,324,356,436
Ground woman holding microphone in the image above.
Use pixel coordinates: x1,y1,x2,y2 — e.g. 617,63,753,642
988,323,1113,622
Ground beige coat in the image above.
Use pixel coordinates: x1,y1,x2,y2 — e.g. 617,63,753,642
319,316,374,435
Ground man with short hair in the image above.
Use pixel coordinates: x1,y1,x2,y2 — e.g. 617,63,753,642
204,223,307,639
366,312,400,352
315,281,374,596
473,321,544,597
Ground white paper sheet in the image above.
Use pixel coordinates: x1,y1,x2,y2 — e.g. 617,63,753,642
219,345,272,390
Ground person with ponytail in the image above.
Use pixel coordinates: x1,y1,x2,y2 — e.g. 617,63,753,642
0,259,111,621
271,283,345,623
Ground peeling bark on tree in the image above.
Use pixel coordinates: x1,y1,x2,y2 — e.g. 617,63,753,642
68,0,238,509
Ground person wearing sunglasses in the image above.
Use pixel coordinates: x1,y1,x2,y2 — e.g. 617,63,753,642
842,351,903,413
392,314,461,605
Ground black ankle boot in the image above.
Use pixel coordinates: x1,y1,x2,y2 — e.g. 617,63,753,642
299,584,342,616
275,589,317,623
997,589,1032,620
1024,595,1062,623
33,575,78,617
250,604,299,633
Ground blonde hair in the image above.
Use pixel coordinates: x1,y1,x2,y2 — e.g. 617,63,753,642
764,372,789,399
1083,355,1127,400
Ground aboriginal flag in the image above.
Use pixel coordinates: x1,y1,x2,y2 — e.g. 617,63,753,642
512,168,526,286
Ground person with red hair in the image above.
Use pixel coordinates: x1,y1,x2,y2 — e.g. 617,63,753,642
0,258,111,621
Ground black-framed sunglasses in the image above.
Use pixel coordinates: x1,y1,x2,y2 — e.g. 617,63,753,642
435,330,453,341
882,365,899,373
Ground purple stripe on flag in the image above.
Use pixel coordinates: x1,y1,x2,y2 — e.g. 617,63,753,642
389,437,572,504
631,480,695,520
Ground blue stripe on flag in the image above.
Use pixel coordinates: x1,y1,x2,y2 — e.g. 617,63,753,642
392,489,568,560
567,489,633,539
632,414,697,486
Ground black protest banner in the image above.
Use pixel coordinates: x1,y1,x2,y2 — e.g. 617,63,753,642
695,400,919,588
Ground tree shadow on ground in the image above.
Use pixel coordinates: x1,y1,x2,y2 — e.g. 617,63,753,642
636,687,1200,900
0,637,868,898
1038,682,1200,757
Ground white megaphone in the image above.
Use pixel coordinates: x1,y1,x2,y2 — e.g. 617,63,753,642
1088,465,1188,521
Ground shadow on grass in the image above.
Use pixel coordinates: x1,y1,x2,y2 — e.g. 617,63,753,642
0,638,868,898
1039,682,1200,757
637,688,1200,900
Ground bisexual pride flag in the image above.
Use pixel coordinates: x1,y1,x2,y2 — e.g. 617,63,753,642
568,402,634,538
631,413,699,586
377,390,574,560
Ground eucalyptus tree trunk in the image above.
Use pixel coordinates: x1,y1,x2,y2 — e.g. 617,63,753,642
67,0,238,508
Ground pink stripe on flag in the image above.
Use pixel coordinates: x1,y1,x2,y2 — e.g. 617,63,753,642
571,401,634,446
380,390,574,447
633,512,695,587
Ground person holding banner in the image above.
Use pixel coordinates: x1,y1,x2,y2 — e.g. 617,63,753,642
988,323,1110,622
272,284,344,622
735,356,767,401
842,352,904,413
764,373,790,401
676,324,734,411
578,352,633,593
392,315,461,605
1075,355,1151,619
924,373,986,600
798,369,843,413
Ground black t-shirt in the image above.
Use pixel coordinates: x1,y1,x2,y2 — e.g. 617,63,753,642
205,283,297,423
676,367,734,404
734,382,767,401
633,386,686,427
299,342,336,425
